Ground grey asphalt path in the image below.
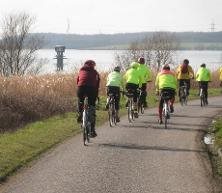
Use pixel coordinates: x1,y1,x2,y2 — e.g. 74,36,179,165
1,97,222,193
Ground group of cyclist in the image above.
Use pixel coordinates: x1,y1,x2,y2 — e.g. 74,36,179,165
76,58,213,137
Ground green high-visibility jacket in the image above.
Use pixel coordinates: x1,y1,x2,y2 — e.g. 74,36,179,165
123,68,141,85
137,64,152,84
196,67,211,81
106,71,124,89
155,70,177,91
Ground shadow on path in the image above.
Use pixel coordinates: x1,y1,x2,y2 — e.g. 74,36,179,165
99,143,206,153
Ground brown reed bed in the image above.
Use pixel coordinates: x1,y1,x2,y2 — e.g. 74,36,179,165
0,69,220,132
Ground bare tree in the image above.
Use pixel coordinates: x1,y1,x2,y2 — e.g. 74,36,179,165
115,32,179,71
0,12,44,76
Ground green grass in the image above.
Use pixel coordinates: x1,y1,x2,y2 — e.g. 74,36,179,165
213,118,222,176
0,111,109,181
0,88,221,181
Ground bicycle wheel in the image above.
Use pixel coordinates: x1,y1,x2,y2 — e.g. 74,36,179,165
163,102,169,129
86,122,90,143
112,108,117,125
127,99,133,122
82,111,88,145
108,105,113,127
140,103,144,114
179,88,184,106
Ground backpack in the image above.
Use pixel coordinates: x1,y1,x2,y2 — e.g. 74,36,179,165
181,63,188,73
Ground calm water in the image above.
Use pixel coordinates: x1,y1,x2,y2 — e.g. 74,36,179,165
37,49,222,74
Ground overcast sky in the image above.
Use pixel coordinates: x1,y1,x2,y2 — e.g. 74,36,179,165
0,0,221,34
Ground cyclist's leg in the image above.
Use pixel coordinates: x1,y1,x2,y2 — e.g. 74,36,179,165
125,83,131,107
202,81,208,104
105,86,111,109
113,87,120,122
158,91,164,123
132,84,139,111
198,81,201,96
77,86,86,123
87,87,97,137
141,83,147,107
186,79,191,96
169,89,176,113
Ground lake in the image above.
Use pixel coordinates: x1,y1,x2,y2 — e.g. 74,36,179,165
37,49,222,74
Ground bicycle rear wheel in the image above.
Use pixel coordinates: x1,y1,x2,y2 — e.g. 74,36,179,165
140,104,144,114
163,102,169,129
200,95,206,107
127,99,133,122
82,111,89,145
108,105,113,127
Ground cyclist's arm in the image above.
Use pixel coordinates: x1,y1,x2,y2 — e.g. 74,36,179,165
189,66,195,79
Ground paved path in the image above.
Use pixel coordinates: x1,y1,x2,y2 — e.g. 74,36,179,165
1,97,222,193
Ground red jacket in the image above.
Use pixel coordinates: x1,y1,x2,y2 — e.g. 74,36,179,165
76,66,100,88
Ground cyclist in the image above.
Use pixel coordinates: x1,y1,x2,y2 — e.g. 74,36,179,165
196,63,211,105
105,66,124,122
123,62,141,118
137,57,152,108
176,59,194,99
219,67,222,87
155,64,177,124
76,60,100,138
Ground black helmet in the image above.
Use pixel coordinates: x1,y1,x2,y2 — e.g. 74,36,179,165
114,66,121,72
138,57,145,64
201,63,206,68
183,59,189,65
162,64,170,70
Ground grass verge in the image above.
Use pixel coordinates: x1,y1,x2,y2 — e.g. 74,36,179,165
213,118,222,176
0,88,221,182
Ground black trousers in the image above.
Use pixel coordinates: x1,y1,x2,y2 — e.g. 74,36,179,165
77,86,97,129
107,86,120,110
159,88,175,109
178,79,190,95
126,83,139,103
198,81,209,99
140,83,147,104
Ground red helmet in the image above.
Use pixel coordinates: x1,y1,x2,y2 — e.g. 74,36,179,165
84,60,96,68
138,57,145,64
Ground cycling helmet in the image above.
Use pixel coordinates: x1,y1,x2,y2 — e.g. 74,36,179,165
130,62,139,69
138,57,145,64
84,60,96,68
201,63,206,68
162,64,170,70
114,66,121,72
183,59,189,65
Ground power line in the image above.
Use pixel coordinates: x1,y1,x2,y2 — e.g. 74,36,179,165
210,21,215,32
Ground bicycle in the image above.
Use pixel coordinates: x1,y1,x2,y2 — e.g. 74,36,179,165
107,93,117,127
81,97,92,146
200,85,207,107
179,81,188,106
137,89,145,114
125,91,135,123
161,91,171,129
